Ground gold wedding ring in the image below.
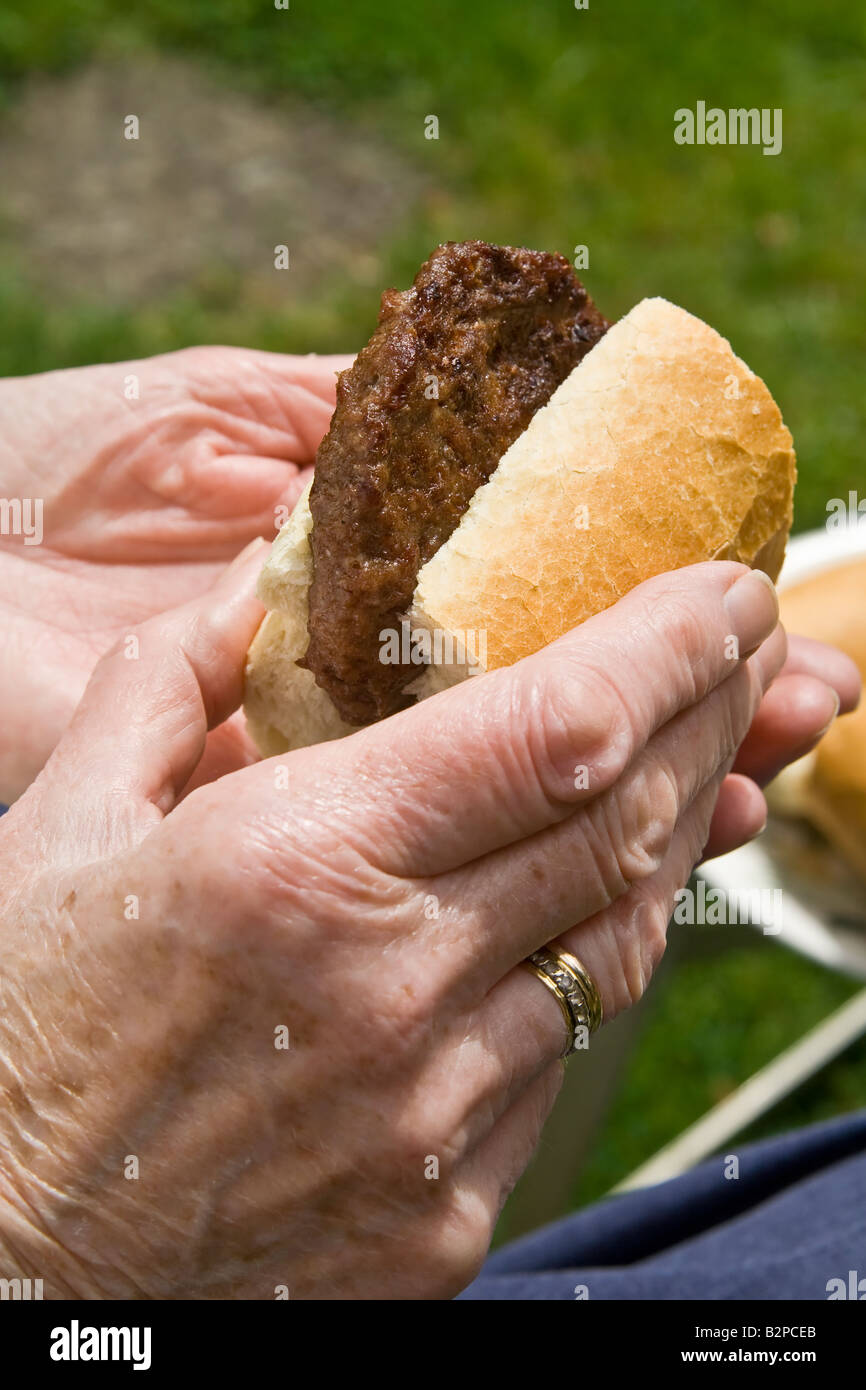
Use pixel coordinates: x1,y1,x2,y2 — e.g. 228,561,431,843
523,945,604,1057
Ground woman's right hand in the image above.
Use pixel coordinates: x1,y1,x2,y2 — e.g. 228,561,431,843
0,557,831,1299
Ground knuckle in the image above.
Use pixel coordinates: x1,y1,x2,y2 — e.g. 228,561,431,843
642,581,704,639
170,784,319,929
621,760,680,874
392,1105,466,1188
170,785,235,878
641,567,718,637
173,343,225,374
590,760,679,899
521,653,635,806
331,954,449,1076
609,894,670,1012
89,624,152,689
369,971,445,1059
633,579,722,702
614,829,665,887
230,792,406,924
96,633,130,670
426,1189,496,1296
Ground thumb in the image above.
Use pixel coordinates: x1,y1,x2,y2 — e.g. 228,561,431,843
29,538,268,860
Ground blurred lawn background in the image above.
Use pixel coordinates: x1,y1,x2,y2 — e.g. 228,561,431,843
1,0,864,1213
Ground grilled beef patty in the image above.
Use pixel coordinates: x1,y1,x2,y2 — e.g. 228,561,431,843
301,240,610,724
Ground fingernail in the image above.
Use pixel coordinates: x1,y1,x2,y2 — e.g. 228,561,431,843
723,569,779,658
816,689,841,739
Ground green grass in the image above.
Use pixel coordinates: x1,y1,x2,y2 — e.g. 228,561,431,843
575,934,864,1209
1,0,864,527
1,0,865,1208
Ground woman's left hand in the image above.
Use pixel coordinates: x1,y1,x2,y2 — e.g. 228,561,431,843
0,346,351,799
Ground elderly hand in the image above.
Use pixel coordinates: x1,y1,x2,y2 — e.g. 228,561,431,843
0,553,856,1300
0,347,352,801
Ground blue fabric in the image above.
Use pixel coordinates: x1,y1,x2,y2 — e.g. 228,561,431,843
461,1109,866,1299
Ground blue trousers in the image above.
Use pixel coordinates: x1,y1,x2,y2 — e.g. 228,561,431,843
461,1109,866,1299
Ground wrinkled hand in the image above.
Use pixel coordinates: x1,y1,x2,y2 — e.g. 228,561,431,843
0,347,351,800
0,558,857,1300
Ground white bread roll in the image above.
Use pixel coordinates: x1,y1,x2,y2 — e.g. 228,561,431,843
244,482,356,757
244,296,795,755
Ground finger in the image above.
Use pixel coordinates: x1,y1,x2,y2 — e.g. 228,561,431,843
178,452,309,528
471,775,768,1100
779,634,861,714
427,632,780,987
732,673,841,787
424,774,724,1147
228,350,354,465
553,773,723,1019
415,1064,564,1298
178,350,356,545
248,350,355,401
444,1063,565,1269
299,563,780,878
701,772,768,859
180,711,262,793
34,540,267,856
184,346,354,463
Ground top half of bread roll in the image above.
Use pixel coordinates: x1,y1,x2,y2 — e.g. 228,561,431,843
411,296,794,674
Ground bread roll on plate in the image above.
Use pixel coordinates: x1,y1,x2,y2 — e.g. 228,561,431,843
770,557,866,885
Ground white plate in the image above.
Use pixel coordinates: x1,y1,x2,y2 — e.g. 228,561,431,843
697,519,866,980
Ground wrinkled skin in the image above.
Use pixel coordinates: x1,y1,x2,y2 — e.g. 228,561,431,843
0,346,352,801
0,534,858,1297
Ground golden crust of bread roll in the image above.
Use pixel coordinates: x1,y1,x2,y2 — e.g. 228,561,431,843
412,297,794,671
